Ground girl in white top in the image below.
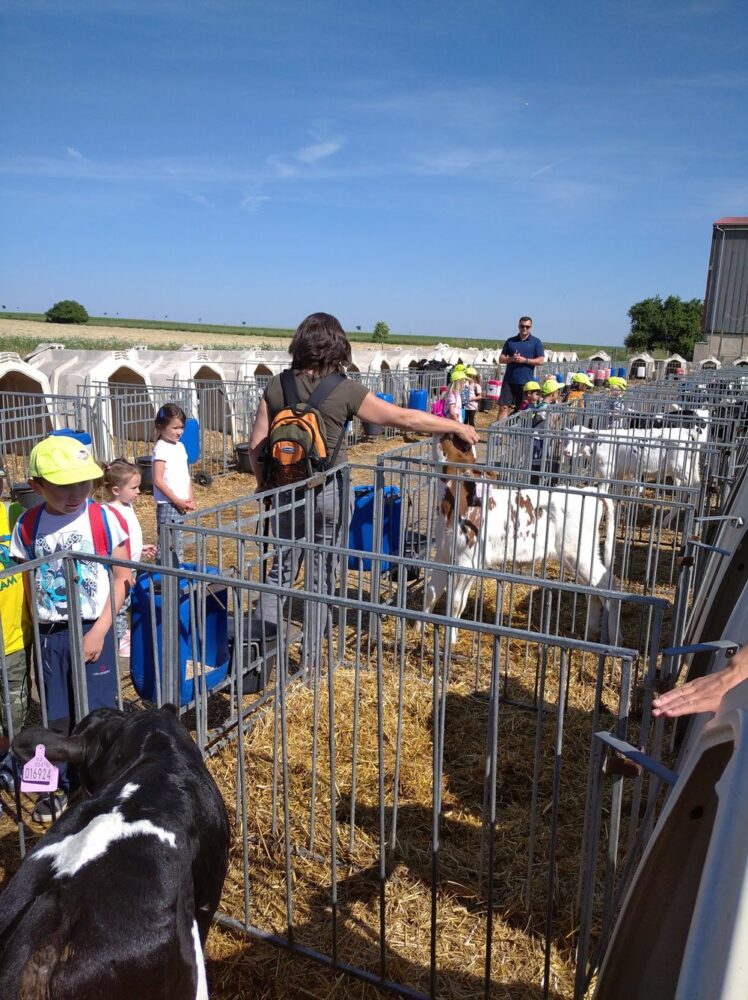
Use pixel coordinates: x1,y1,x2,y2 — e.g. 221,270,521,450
103,458,157,654
152,403,195,567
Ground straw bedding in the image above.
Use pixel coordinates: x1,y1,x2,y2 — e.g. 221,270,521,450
0,412,678,998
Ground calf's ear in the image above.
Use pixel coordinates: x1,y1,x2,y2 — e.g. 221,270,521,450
160,703,179,717
13,726,87,766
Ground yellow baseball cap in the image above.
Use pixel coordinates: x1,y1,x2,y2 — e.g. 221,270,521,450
571,373,594,387
541,379,561,396
29,435,103,485
524,380,541,392
608,376,627,390
465,366,478,376
450,368,467,382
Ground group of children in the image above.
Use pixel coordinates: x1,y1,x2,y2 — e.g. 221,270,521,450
518,373,629,464
0,402,192,824
521,372,628,415
435,364,482,424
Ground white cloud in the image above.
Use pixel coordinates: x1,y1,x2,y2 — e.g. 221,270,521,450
241,193,269,212
297,137,344,164
530,159,568,179
65,146,86,160
183,190,215,208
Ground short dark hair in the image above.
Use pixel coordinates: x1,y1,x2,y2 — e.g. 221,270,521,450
519,316,532,326
155,403,187,431
288,313,351,375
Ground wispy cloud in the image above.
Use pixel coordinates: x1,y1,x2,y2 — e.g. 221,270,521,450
65,146,86,161
240,193,269,212
182,190,215,208
530,158,568,179
297,137,344,163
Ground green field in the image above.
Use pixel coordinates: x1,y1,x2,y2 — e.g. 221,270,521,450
0,311,629,360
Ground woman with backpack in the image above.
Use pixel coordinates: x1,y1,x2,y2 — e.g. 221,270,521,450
248,313,478,630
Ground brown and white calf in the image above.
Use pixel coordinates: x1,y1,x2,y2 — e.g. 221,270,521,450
424,435,617,642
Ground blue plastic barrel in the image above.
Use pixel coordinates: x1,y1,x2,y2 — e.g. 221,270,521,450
48,428,93,449
181,416,200,464
617,367,626,378
408,388,429,411
348,485,401,572
130,565,229,705
362,393,393,436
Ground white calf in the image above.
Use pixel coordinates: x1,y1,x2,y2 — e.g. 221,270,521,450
425,436,616,641
563,423,703,489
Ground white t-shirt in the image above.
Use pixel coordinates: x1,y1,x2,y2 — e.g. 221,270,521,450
152,439,190,505
107,502,143,561
10,503,128,623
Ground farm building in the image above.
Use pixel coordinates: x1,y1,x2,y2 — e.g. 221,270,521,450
693,216,748,364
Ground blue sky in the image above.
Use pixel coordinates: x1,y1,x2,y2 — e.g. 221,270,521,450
1,0,746,345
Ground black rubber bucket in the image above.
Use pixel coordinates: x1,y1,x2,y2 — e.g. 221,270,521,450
234,443,252,473
11,484,44,510
136,455,153,493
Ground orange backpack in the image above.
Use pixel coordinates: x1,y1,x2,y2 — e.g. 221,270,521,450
263,370,346,487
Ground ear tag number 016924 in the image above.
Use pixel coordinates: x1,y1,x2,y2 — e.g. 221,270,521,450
20,745,59,793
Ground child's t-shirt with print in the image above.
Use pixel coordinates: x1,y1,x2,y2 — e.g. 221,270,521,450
10,504,127,623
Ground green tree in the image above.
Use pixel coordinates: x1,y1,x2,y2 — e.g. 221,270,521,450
45,299,89,324
372,321,390,342
624,295,703,359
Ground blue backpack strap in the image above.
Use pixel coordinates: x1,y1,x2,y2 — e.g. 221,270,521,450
18,504,45,559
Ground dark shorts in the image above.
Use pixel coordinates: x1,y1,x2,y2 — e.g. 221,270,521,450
38,622,118,735
498,381,526,410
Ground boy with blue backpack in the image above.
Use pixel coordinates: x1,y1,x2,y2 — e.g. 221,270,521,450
10,435,130,824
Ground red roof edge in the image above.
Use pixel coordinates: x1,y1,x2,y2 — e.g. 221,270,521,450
714,217,748,225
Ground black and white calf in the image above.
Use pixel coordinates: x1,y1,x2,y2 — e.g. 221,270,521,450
0,705,230,1000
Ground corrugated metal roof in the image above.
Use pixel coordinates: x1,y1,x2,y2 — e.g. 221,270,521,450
704,222,748,336
714,217,748,226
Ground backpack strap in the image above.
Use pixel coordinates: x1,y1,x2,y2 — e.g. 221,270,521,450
308,372,347,469
280,368,301,408
87,500,113,556
18,504,45,559
102,503,131,559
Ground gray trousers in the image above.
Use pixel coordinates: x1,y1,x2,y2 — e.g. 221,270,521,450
258,475,352,627
156,503,185,568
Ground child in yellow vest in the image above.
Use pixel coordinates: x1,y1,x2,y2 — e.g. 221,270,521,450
0,470,31,791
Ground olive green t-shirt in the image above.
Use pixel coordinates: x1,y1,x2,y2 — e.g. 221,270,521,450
263,372,370,464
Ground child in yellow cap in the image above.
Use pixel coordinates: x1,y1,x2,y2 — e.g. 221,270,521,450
10,434,131,824
564,372,593,407
519,380,542,412
606,375,628,425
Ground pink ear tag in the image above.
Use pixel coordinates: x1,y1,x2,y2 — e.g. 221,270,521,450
20,745,59,793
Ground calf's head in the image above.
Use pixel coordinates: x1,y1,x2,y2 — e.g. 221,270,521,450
563,425,594,459
13,704,183,796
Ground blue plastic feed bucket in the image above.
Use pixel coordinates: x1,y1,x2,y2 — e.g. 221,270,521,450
348,485,401,571
362,393,393,436
48,428,93,450
407,388,429,411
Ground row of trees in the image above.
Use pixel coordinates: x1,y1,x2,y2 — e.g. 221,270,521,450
41,298,704,359
624,295,703,359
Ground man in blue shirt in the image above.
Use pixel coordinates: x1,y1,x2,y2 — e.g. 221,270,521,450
498,316,546,419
